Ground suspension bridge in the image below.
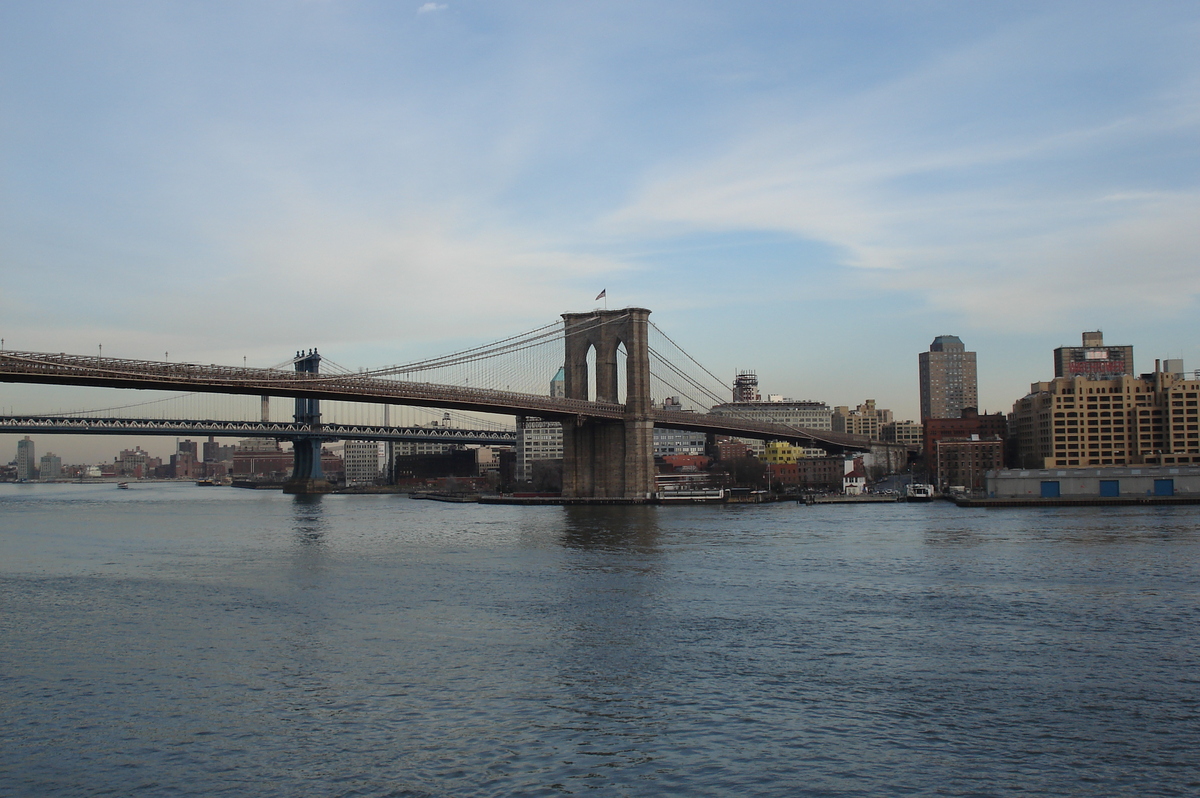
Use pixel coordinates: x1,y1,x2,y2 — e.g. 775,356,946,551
0,307,870,497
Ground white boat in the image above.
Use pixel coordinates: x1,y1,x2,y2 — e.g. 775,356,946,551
655,488,727,503
906,483,934,501
117,482,129,490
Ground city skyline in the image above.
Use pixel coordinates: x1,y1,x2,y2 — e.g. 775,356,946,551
3,2,1199,460
1,322,1195,464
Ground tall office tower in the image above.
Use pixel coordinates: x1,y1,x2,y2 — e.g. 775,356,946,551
16,436,35,480
1053,331,1134,380
919,335,978,421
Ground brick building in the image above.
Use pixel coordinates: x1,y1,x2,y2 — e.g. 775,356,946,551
934,437,1005,492
923,408,1007,464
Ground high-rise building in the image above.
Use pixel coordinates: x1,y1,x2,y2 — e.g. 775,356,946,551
1011,363,1200,468
16,437,36,480
919,335,978,421
514,369,570,482
39,452,62,480
343,440,382,486
515,416,563,482
1054,331,1133,381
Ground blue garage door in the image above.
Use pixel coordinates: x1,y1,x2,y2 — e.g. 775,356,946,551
1154,478,1175,497
1099,480,1119,497
1040,481,1061,498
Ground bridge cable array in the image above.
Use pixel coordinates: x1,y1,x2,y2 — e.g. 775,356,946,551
4,310,813,434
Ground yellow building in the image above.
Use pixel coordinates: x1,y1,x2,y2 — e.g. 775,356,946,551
763,441,826,463
1011,368,1200,468
764,441,797,464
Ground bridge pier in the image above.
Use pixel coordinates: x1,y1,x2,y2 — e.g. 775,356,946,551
560,308,655,499
282,349,332,495
283,436,330,494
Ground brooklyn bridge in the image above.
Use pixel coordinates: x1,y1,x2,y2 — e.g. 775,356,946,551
0,308,871,497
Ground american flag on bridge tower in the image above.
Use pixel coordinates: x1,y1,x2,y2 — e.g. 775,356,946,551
595,289,606,301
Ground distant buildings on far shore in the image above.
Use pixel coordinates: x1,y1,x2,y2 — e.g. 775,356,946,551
7,327,1195,495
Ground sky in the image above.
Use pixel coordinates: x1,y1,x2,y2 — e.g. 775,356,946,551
3,1,1199,463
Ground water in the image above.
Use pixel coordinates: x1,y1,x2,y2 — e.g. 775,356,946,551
2,483,1198,797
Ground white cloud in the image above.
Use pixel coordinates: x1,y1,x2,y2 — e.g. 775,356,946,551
417,3,447,14
606,17,1200,331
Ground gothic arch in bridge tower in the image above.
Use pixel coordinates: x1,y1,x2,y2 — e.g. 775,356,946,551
560,308,655,499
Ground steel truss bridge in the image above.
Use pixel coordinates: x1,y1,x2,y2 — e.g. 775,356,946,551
0,349,869,452
0,416,516,445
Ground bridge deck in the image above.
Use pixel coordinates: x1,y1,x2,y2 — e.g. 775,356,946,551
1,350,871,451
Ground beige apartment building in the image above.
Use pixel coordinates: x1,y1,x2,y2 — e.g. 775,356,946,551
1011,367,1200,468
881,419,923,447
832,399,893,439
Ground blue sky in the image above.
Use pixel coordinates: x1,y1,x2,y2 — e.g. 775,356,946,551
3,1,1199,461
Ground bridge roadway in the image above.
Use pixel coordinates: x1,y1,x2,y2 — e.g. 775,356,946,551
0,416,516,445
0,350,870,452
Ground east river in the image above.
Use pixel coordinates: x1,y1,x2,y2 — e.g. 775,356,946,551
2,483,1198,797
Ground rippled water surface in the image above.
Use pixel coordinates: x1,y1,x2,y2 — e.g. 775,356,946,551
3,482,1199,796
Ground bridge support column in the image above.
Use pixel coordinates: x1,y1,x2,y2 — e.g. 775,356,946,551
283,436,330,494
560,308,655,499
283,349,332,495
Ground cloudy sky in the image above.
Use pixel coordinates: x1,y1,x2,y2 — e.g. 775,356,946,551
3,1,1199,461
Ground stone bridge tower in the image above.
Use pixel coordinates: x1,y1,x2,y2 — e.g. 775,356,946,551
560,308,655,499
283,348,332,495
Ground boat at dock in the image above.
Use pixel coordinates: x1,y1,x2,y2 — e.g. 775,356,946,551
906,483,934,501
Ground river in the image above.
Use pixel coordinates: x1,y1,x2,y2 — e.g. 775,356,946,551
2,482,1198,796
